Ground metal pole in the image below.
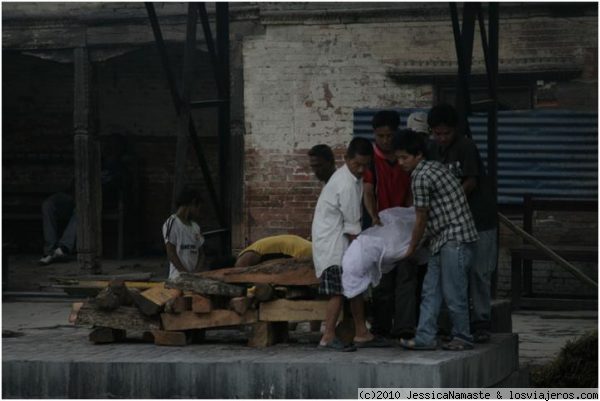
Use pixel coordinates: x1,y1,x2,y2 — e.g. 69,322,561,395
198,3,225,96
145,3,225,226
216,3,231,256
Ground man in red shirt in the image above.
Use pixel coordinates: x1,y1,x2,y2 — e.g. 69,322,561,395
363,110,420,340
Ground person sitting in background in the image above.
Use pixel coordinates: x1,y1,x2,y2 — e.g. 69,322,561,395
235,234,312,267
163,188,206,280
308,144,336,184
39,133,128,265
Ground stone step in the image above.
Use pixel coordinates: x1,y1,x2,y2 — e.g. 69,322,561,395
3,327,520,398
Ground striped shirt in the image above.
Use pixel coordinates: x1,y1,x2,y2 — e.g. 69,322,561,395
411,160,478,254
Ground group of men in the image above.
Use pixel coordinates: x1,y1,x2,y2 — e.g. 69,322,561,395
309,104,497,351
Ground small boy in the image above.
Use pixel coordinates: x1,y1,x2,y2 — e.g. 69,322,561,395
163,188,206,280
393,130,478,351
312,137,388,351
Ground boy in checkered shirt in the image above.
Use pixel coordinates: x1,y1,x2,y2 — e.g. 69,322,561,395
393,129,478,351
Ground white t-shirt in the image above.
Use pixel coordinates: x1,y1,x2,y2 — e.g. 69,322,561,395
311,164,363,278
162,214,205,279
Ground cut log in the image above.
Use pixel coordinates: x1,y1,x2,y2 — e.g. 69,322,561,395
198,258,319,286
75,302,160,331
171,296,192,313
229,297,252,315
191,294,213,313
259,299,330,322
253,284,275,302
131,283,182,316
161,309,257,331
89,327,126,344
68,302,84,323
166,274,245,297
93,287,121,311
151,330,188,346
247,321,289,348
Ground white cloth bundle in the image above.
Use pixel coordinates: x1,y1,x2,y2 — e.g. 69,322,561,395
341,207,429,298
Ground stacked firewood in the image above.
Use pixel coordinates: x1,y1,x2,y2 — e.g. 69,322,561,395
72,258,336,347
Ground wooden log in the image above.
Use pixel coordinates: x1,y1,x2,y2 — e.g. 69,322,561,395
198,259,319,286
93,287,121,311
131,283,182,316
69,302,84,323
89,327,126,344
253,284,275,302
191,294,213,313
259,299,330,322
247,322,289,348
164,296,191,313
152,330,188,346
229,297,252,315
161,309,257,331
166,273,245,297
75,302,160,331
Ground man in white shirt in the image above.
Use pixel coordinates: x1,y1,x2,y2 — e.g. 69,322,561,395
312,137,388,351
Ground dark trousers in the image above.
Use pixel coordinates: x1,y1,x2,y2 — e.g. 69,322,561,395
371,260,426,337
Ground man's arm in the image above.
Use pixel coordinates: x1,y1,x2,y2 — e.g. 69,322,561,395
462,176,477,196
363,182,381,226
404,207,428,258
195,248,206,271
165,242,188,273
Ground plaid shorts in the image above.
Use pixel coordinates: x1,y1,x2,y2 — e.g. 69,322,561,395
319,265,343,295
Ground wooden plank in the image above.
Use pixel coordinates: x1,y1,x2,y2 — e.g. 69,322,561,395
75,303,160,331
89,327,126,344
198,259,319,286
151,330,188,346
161,309,257,331
166,273,245,297
247,322,289,348
229,297,251,315
171,296,192,313
191,294,212,314
259,299,329,322
141,283,182,306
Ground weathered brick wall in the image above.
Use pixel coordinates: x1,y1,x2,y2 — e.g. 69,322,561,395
241,8,598,297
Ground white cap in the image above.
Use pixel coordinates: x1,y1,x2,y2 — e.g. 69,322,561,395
407,112,429,134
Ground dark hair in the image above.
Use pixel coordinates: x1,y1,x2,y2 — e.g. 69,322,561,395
372,110,400,131
346,137,373,159
392,129,428,157
175,187,203,208
308,144,335,163
427,103,459,128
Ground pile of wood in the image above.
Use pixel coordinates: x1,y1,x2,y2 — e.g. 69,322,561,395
72,258,335,347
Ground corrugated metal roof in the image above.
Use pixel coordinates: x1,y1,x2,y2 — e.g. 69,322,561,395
353,109,598,205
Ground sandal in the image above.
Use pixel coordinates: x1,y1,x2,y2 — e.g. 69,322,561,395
355,335,391,348
318,337,357,352
442,338,474,351
399,338,437,351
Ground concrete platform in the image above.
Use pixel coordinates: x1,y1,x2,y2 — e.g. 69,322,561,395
3,325,519,398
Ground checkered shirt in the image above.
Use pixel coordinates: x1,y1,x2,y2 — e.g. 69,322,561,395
411,160,478,254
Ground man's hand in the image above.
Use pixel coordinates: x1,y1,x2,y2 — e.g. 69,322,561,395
403,244,417,259
372,216,383,226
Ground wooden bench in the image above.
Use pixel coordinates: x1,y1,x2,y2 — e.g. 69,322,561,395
509,195,597,310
